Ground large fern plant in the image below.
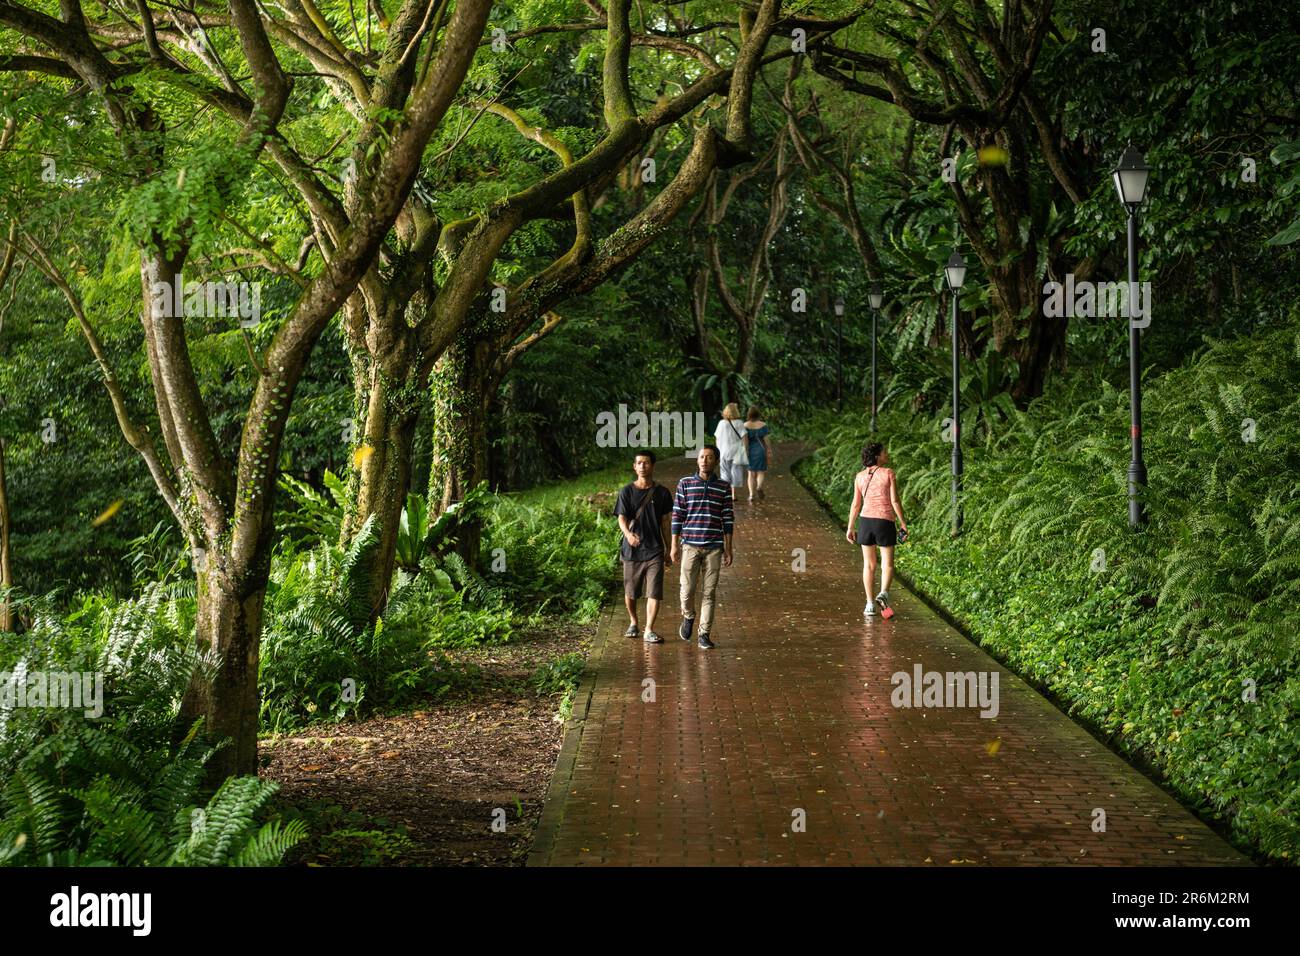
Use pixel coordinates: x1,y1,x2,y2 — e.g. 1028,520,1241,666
0,595,303,867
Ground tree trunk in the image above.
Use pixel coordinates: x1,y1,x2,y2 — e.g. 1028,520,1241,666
429,337,493,566
992,254,1066,403
732,315,756,403
179,561,267,779
0,437,12,633
350,369,419,619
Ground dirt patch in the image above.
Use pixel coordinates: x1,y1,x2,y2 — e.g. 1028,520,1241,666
262,620,593,866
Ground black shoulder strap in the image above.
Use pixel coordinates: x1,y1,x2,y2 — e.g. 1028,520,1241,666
632,481,657,521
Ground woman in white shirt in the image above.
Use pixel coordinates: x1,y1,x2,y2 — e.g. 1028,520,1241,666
714,403,747,501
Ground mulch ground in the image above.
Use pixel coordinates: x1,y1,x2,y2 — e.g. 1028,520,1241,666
262,620,592,866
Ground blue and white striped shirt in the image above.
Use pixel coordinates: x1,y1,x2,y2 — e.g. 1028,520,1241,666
671,473,734,549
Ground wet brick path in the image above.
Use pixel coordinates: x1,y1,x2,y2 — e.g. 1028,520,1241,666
528,444,1246,866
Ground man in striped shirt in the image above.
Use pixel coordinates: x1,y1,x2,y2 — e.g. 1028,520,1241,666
670,444,734,650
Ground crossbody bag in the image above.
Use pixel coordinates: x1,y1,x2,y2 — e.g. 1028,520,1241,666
727,420,746,462
858,468,907,542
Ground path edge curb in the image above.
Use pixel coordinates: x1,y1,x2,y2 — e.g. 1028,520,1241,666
527,600,617,866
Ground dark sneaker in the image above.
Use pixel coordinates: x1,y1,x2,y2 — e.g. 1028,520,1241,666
679,617,695,641
643,630,664,644
876,590,894,619
698,633,715,650
624,623,640,638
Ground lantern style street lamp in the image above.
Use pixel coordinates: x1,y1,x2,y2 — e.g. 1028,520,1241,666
1113,144,1151,528
868,281,884,432
945,252,966,535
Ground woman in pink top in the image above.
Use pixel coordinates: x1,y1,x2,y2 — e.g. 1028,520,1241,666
845,441,909,616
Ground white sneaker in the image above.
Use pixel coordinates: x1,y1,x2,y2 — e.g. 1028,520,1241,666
864,601,876,616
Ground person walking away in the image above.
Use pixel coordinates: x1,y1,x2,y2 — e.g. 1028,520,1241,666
743,406,773,502
845,440,909,617
615,451,675,642
671,444,734,650
714,403,747,502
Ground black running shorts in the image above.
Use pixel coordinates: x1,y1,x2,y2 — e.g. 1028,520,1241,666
857,517,897,547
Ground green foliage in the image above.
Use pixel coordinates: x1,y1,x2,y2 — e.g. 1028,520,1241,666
395,493,430,572
530,651,585,696
278,469,350,545
530,651,586,722
257,464,621,731
259,515,418,731
0,590,301,866
482,483,622,623
258,498,528,730
396,483,492,571
1265,139,1300,246
272,801,416,866
125,520,191,590
798,316,1300,863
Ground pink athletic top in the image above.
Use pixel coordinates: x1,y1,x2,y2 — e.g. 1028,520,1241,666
852,466,896,521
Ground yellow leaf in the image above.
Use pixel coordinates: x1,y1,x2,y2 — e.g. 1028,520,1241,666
984,739,1001,756
353,444,374,469
978,145,1010,166
92,499,124,527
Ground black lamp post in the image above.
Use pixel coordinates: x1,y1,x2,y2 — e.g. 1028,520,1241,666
868,281,883,431
834,295,845,412
944,251,967,536
1113,145,1151,528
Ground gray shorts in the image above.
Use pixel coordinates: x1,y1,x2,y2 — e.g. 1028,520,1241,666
623,556,665,600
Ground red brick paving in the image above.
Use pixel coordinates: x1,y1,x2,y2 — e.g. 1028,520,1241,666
528,444,1247,866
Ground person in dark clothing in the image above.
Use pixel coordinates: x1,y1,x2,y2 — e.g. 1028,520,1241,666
614,451,675,643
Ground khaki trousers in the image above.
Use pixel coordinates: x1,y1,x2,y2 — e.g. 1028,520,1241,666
679,544,724,635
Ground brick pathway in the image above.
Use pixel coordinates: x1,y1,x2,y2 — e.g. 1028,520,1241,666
528,444,1247,866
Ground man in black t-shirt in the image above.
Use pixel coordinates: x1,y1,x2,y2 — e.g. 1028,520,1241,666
614,450,675,643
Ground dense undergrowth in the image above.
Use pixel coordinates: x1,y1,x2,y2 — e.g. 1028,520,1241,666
0,469,623,866
796,319,1300,863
